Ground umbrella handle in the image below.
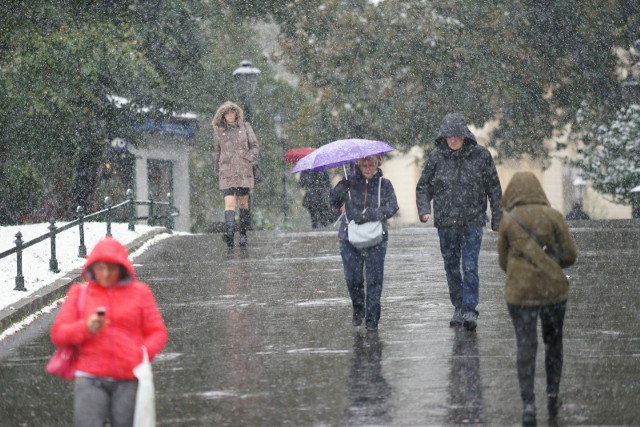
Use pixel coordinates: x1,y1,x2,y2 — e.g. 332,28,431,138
342,164,352,200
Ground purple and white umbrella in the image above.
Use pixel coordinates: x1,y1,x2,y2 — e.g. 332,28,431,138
291,138,396,174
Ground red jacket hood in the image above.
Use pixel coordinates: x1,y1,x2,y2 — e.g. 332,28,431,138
82,238,136,285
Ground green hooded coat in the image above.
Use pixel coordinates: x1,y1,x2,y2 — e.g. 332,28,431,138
498,172,577,306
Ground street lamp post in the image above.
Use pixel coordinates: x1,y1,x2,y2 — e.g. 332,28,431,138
233,60,260,229
630,185,640,219
274,111,288,222
233,60,261,123
573,176,586,207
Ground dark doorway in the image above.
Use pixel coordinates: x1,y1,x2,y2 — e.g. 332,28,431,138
147,159,173,202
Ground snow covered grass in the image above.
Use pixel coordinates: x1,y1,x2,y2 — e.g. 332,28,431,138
0,222,166,312
0,230,178,341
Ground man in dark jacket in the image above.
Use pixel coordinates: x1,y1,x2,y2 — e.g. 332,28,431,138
416,113,502,331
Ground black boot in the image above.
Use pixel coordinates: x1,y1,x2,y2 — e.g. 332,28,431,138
547,394,562,420
223,210,235,247
238,209,251,247
522,402,536,426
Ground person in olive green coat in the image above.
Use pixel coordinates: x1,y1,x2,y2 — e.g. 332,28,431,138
498,171,577,426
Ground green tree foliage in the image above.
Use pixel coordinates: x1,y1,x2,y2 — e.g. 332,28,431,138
0,1,202,218
573,104,640,203
0,161,44,223
0,1,321,229
227,0,640,164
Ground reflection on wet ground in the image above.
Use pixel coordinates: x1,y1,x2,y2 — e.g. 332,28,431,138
344,331,392,426
447,329,482,425
0,225,639,426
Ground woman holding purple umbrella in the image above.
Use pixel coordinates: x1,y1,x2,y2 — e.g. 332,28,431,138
330,155,399,331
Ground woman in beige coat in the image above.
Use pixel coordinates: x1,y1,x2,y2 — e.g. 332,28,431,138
498,171,577,426
213,102,260,247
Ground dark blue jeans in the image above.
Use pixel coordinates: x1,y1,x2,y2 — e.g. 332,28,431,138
437,226,483,315
340,240,388,328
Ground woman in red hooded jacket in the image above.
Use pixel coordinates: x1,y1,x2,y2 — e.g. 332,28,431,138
51,237,168,427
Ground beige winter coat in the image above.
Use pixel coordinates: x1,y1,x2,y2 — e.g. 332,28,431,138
213,122,259,190
498,172,577,306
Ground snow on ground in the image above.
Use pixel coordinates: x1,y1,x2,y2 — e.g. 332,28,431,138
0,229,180,341
0,222,168,312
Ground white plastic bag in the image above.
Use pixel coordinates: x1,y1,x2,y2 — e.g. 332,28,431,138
133,346,156,427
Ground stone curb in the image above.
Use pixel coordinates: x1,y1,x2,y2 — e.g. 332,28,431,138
0,228,171,335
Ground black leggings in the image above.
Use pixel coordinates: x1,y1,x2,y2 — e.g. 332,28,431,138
508,301,567,405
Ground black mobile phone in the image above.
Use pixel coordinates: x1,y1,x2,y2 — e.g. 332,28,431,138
97,307,106,316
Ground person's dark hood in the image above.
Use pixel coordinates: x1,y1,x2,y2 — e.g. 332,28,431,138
435,113,477,149
502,171,550,211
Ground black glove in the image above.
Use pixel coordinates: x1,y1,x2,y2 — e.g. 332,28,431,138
354,211,368,224
336,178,351,190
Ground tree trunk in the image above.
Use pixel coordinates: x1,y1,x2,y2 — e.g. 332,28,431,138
72,129,102,215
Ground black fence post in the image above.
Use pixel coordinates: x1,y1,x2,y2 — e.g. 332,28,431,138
105,196,112,237
148,197,154,226
77,206,87,258
127,188,135,231
49,220,60,272
166,192,175,230
14,232,26,291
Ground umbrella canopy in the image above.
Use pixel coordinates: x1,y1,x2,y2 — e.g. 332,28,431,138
284,147,316,165
291,138,395,173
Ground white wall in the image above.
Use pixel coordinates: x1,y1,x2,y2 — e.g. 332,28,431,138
129,136,192,232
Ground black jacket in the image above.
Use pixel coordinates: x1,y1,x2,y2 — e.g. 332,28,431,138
330,168,399,242
416,113,502,230
300,170,331,209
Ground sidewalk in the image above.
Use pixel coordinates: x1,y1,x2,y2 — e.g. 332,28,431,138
0,222,638,425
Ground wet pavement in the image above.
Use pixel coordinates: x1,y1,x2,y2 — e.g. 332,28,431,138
0,224,639,426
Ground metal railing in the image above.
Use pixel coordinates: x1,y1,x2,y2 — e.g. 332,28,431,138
0,189,179,292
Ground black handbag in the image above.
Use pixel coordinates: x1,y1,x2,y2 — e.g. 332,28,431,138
244,124,265,186
252,164,266,185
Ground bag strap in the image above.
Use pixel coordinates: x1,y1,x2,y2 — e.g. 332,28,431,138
344,177,383,223
243,123,256,159
77,283,88,317
508,211,551,254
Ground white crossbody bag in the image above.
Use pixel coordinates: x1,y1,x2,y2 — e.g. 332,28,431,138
346,178,384,249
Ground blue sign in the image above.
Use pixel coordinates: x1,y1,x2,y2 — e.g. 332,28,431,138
135,119,196,138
